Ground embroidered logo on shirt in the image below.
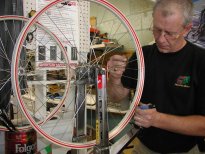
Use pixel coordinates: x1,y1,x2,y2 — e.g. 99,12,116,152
175,76,190,88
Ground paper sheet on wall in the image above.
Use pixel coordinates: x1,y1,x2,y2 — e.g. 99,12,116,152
36,0,80,69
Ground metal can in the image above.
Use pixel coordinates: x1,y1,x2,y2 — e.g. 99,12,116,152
5,129,37,154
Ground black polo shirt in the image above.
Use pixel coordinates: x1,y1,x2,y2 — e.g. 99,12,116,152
122,42,205,153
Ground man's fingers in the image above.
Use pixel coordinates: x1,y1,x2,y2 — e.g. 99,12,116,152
110,54,127,63
108,55,127,71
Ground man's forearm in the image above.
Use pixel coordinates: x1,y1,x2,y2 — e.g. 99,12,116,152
107,79,130,103
153,113,205,136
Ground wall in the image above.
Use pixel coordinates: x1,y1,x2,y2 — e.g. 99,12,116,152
90,0,155,50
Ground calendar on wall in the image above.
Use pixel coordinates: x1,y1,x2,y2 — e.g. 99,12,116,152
186,0,205,49
23,0,90,70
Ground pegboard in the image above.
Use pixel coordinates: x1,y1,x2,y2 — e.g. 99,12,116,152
78,1,90,58
23,0,36,17
23,0,90,66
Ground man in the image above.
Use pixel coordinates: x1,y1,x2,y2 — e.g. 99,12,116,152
107,0,205,153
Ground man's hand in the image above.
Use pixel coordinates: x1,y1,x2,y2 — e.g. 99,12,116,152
134,107,159,128
107,54,127,82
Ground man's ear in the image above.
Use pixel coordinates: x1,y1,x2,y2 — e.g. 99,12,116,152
183,23,193,36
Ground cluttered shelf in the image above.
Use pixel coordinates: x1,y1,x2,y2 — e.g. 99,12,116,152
91,42,123,50
90,27,124,51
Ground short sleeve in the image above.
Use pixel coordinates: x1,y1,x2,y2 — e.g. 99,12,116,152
195,51,205,115
121,53,138,89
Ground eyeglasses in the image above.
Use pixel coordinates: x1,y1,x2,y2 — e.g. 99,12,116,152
149,27,184,40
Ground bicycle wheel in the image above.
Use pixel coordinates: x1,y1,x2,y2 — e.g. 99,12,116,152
11,0,144,149
0,15,25,131
0,15,70,131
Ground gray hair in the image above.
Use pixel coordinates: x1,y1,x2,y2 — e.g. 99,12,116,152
153,0,193,26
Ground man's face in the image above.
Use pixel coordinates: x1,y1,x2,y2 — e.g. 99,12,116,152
152,9,190,53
